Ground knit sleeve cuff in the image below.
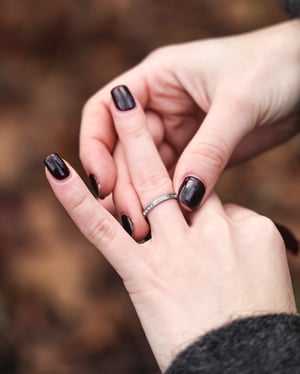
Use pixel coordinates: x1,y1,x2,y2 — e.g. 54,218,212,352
165,313,300,374
281,0,300,17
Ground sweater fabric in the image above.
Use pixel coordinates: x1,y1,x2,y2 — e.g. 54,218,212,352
165,314,300,373
282,0,300,16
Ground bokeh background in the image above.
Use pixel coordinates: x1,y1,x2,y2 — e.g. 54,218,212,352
0,1,299,373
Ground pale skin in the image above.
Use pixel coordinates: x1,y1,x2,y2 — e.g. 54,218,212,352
46,92,296,371
80,20,300,242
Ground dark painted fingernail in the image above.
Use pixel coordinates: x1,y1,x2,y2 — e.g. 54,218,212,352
143,231,151,242
138,231,152,244
276,223,299,255
178,176,206,210
121,215,134,236
44,153,70,180
89,174,104,199
111,85,136,111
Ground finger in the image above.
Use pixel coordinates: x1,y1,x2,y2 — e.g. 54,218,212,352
44,153,142,279
173,96,254,211
112,110,175,241
80,97,117,199
223,203,261,221
100,193,116,215
189,192,225,226
113,142,150,241
110,85,187,234
275,223,299,256
80,66,149,199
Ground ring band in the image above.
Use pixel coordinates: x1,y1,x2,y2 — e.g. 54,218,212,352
142,193,178,217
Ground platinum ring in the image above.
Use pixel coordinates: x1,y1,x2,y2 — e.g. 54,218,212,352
142,193,178,217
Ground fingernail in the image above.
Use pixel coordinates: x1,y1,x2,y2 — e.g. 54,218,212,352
143,231,151,242
138,231,152,244
89,174,104,199
121,215,134,236
276,223,299,256
111,85,136,111
178,176,206,210
44,153,70,180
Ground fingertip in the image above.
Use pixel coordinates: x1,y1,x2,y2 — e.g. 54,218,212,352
89,173,104,199
177,175,206,211
44,153,71,181
110,85,136,112
80,141,117,199
120,212,149,242
115,185,150,242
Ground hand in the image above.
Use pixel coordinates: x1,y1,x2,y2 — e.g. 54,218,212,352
80,20,300,240
45,89,296,371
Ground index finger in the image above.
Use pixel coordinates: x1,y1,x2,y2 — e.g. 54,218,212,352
79,65,149,198
110,85,187,235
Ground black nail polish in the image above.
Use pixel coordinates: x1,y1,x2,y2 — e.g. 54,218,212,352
89,174,103,199
143,231,151,242
276,223,299,256
111,85,136,111
178,176,206,210
121,215,134,236
138,231,152,244
44,153,70,180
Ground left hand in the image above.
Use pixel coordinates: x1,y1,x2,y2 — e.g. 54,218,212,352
80,21,300,239
45,88,296,371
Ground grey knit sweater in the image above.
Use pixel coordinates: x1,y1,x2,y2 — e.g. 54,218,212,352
282,0,300,16
165,314,300,373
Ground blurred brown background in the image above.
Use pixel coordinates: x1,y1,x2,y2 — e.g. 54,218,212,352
0,1,299,373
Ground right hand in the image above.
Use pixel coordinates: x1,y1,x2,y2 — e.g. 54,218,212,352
46,90,296,370
80,20,300,241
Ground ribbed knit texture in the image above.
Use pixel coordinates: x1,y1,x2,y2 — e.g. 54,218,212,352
165,314,300,374
281,0,300,16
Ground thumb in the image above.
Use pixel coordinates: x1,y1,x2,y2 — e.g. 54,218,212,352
173,98,254,210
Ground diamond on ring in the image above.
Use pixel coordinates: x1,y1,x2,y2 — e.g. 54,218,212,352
142,193,178,218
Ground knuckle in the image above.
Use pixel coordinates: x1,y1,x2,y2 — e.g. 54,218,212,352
145,45,180,76
199,217,234,260
81,96,95,119
66,187,118,246
139,174,173,198
81,94,105,125
215,84,258,130
66,185,89,216
122,122,146,141
146,44,175,61
252,215,275,231
223,89,256,124
191,137,230,173
256,216,279,237
246,214,283,244
85,213,118,247
225,204,256,221
228,91,253,112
